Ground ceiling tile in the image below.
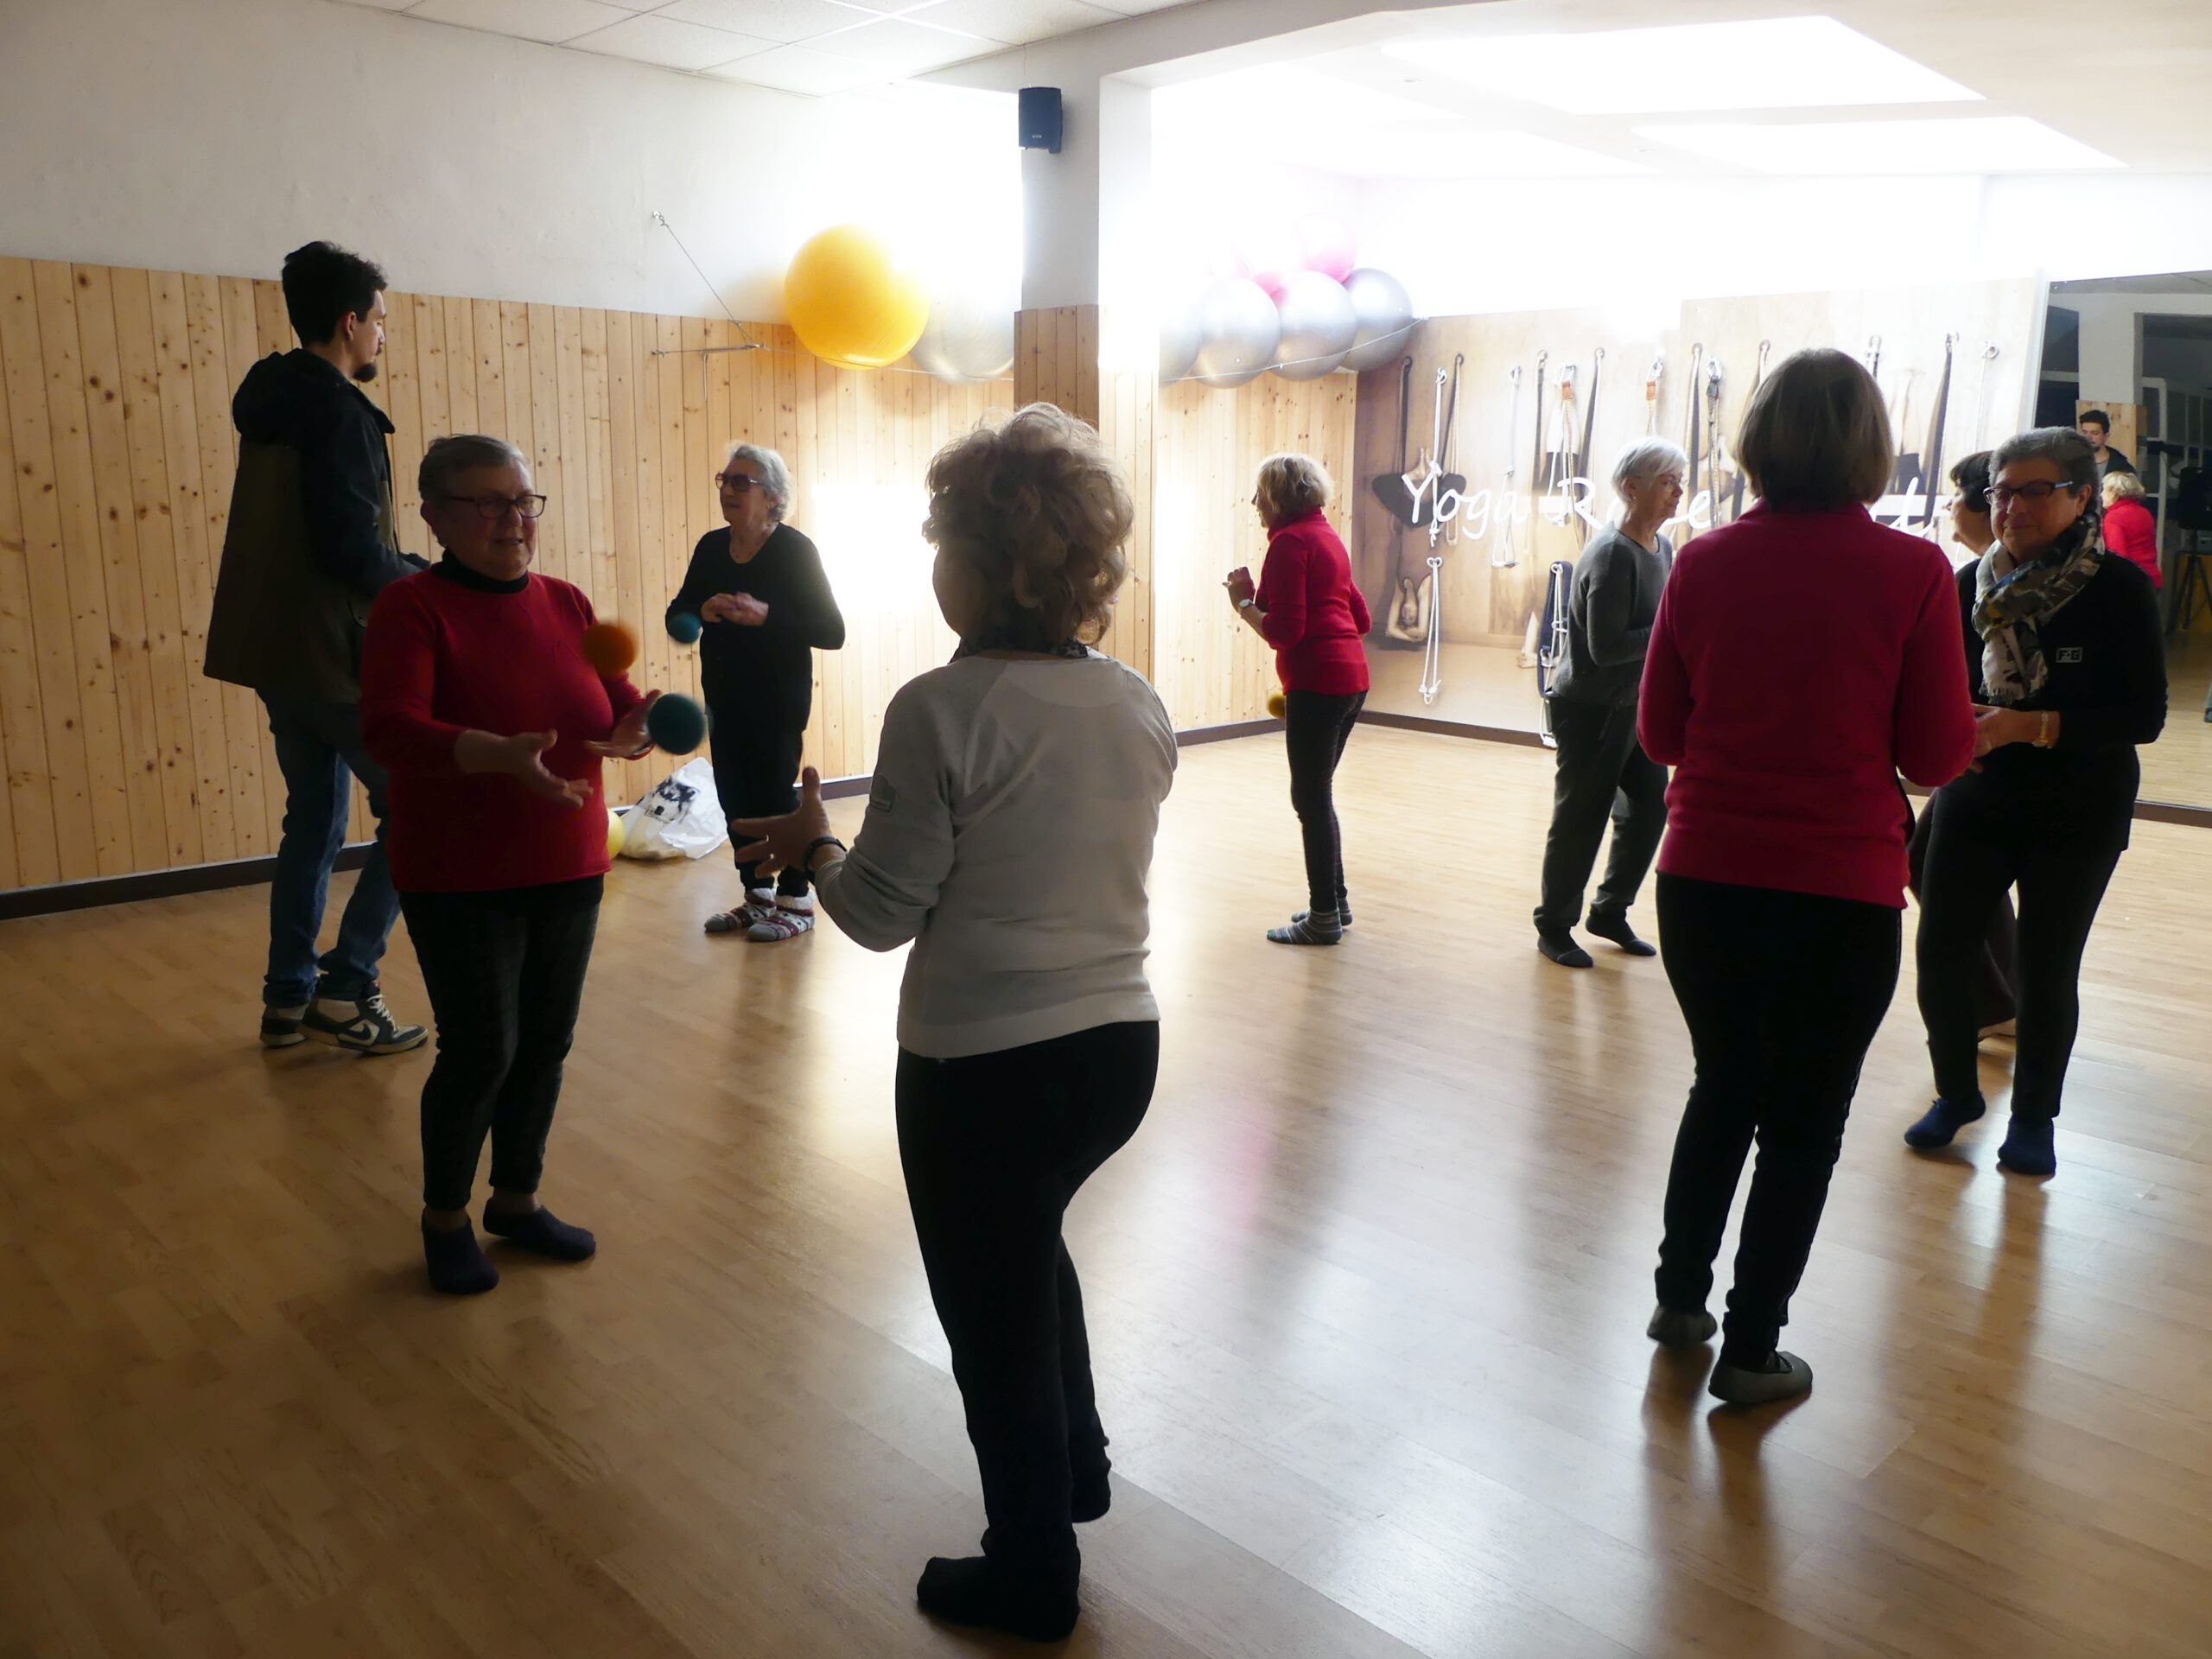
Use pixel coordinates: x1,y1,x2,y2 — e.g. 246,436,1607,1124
657,0,889,46
405,0,638,46
567,10,777,69
810,16,988,72
912,0,1117,48
702,41,894,95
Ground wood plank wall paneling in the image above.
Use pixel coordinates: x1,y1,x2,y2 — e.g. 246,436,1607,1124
0,258,1020,892
1151,372,1359,730
0,262,1351,892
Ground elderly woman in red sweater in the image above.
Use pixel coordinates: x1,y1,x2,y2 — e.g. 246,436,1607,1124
363,434,658,1296
1224,454,1372,945
1637,350,1977,1407
2101,469,2161,588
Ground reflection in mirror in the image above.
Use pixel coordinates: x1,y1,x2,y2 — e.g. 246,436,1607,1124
2046,274,2212,810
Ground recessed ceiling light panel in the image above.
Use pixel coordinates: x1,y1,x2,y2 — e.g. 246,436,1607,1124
1384,16,1982,115
1635,116,2121,175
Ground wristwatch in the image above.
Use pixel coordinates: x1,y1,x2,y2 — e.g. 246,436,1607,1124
803,834,848,873
1236,597,1258,613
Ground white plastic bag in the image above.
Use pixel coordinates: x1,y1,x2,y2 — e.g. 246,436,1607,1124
618,758,727,861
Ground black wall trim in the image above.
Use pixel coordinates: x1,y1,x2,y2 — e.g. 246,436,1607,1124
1358,709,1548,748
0,843,374,923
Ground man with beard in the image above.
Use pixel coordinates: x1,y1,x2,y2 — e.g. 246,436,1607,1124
205,240,428,1056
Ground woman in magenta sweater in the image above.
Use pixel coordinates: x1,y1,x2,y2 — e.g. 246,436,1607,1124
1224,454,1372,945
1637,350,1977,1406
363,435,658,1295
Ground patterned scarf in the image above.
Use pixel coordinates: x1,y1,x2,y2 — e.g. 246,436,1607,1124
1972,504,2104,705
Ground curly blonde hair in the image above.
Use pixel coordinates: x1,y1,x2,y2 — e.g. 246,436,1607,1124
924,403,1134,647
2102,468,2146,505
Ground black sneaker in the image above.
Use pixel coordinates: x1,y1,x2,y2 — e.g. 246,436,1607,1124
260,1004,308,1048
303,986,429,1055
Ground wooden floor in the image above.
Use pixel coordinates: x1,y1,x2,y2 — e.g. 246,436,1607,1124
3,729,2209,1659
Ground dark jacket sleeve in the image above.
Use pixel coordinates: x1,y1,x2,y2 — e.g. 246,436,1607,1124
764,529,846,651
667,533,721,630
1580,538,1652,668
2056,568,2167,752
301,397,420,597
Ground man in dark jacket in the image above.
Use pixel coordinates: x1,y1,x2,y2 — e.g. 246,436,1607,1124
205,241,427,1054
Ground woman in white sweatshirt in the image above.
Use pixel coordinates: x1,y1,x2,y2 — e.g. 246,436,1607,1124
734,403,1176,1644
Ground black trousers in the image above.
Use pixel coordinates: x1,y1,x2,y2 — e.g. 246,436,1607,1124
402,883,601,1213
1915,788,2123,1122
896,1021,1159,1573
708,709,808,899
1653,874,1900,1367
1905,802,2017,1030
1284,690,1364,912
1534,698,1668,934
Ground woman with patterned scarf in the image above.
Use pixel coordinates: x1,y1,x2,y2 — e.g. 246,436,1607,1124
1905,427,2166,1177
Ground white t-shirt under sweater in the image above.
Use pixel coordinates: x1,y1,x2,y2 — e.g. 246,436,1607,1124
813,650,1178,1059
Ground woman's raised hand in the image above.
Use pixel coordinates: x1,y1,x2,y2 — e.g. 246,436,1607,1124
587,690,662,760
702,593,771,626
1224,567,1256,607
486,730,593,807
731,766,832,874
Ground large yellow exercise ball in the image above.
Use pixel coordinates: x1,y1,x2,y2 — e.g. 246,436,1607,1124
784,226,929,369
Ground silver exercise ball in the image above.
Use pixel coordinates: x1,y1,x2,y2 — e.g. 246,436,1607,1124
911,284,1016,385
1159,293,1202,383
1269,270,1357,380
1192,276,1281,391
1339,268,1415,373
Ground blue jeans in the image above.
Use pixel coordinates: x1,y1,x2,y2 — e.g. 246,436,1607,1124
260,690,401,1007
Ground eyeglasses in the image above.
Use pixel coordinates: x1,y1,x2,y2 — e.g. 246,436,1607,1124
715,472,766,494
442,492,546,520
1988,481,2082,507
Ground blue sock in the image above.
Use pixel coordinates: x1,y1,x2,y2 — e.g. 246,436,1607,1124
482,1205,596,1262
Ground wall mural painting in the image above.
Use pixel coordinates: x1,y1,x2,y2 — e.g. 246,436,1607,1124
1351,279,2045,736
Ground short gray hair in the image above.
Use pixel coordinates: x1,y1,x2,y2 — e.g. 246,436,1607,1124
1611,436,1688,500
420,433,527,501
1993,426,2099,498
724,441,793,521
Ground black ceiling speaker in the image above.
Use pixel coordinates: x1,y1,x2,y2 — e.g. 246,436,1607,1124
1019,86,1063,154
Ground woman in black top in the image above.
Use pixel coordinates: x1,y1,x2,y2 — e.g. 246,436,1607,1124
667,443,846,941
1905,427,2165,1177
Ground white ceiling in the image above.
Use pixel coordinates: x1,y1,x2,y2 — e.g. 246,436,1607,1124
1140,2,2212,181
336,0,1191,96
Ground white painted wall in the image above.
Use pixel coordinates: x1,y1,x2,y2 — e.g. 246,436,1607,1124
0,0,1019,318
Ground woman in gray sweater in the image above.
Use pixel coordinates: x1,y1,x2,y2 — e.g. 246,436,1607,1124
733,404,1176,1644
1535,436,1686,967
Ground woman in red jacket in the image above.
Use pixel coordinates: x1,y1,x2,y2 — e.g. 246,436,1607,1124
2101,469,2161,587
1637,350,1977,1406
363,435,659,1295
1224,454,1371,945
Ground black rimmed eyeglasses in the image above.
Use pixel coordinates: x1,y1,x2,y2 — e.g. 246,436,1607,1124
442,492,547,520
1988,481,2082,508
715,472,766,494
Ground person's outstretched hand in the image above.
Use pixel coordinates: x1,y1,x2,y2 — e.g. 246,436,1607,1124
731,766,832,874
1224,567,1256,607
482,730,592,807
587,690,662,760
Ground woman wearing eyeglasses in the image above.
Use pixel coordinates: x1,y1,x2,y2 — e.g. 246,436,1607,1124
1906,428,2166,1178
668,442,847,942
363,435,659,1294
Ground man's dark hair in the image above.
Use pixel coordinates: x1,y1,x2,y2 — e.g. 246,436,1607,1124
281,241,387,346
2078,409,2111,433
1949,450,1993,515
